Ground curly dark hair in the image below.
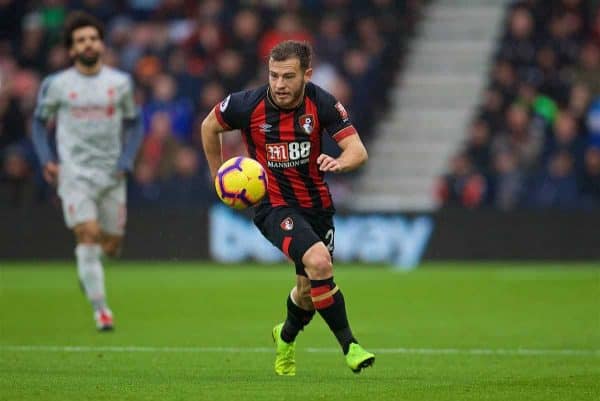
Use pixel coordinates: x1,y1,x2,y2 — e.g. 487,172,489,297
63,11,104,49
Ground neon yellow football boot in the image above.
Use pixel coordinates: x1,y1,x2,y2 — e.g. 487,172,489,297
345,343,375,373
272,323,296,376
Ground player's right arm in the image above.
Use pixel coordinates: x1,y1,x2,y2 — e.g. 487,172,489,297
32,75,61,184
201,91,252,182
200,108,227,182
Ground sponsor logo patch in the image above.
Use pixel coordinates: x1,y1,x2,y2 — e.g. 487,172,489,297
334,102,349,121
219,95,231,112
266,143,289,162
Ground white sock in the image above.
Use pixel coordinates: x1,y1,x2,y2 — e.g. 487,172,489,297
75,244,107,311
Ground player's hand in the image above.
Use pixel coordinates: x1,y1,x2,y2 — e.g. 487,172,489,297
43,162,59,185
317,154,342,172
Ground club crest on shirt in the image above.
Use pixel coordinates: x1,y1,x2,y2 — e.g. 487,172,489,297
280,217,294,231
298,114,314,135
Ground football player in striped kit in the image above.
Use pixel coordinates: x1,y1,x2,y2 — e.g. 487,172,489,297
201,40,374,375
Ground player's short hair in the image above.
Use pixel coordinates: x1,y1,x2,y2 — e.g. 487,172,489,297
63,11,104,49
270,41,312,71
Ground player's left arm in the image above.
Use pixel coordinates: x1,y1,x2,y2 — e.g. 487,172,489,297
317,133,368,173
117,115,143,174
117,76,143,174
315,85,368,173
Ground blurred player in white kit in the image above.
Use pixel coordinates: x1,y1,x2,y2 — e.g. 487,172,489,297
32,11,143,331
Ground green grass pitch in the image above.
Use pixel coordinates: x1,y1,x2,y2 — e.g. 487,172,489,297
1,261,598,401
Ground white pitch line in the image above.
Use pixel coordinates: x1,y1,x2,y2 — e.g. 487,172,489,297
1,345,598,357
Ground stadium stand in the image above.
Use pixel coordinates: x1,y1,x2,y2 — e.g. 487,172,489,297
438,0,600,210
0,0,425,209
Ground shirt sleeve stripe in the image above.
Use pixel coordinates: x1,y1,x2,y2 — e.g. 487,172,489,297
332,125,357,142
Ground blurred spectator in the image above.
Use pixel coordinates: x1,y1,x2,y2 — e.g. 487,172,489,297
70,0,116,22
496,7,537,69
215,49,252,94
140,111,181,179
489,149,525,210
465,118,492,174
128,159,162,207
341,48,375,135
258,13,313,61
567,82,592,125
579,145,600,207
587,96,600,143
478,87,506,133
491,59,518,104
230,8,262,79
564,42,600,96
493,103,543,171
0,89,27,150
542,110,585,171
0,0,27,50
437,153,487,209
196,79,225,120
142,74,194,143
0,144,35,207
314,14,348,68
528,151,581,209
533,44,568,100
161,146,210,207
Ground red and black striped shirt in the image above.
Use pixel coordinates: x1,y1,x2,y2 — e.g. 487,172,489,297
214,82,358,212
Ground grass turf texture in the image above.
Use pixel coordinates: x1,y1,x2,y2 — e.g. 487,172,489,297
0,262,598,401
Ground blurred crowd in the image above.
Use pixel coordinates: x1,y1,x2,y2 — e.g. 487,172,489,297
0,0,423,209
439,0,600,210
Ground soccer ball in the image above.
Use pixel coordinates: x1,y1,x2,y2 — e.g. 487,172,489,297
215,156,268,210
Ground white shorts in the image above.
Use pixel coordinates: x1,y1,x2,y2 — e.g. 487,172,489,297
58,173,127,235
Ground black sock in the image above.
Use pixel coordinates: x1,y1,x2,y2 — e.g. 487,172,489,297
281,294,316,343
310,277,357,354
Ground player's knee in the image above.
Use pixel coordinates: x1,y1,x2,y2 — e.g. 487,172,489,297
101,236,123,258
74,222,101,243
302,244,333,280
102,242,121,258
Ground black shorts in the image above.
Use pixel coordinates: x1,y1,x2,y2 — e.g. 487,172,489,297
254,206,335,276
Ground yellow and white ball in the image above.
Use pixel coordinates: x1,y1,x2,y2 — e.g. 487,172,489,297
215,156,268,210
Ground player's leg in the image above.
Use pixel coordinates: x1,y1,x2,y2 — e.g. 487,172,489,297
89,181,126,328
271,274,316,376
59,175,113,330
302,243,375,373
73,220,110,313
255,208,317,375
97,181,126,258
280,274,316,343
302,242,355,350
99,233,123,258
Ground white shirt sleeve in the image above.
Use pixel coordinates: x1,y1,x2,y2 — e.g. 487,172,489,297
120,76,137,119
34,75,61,120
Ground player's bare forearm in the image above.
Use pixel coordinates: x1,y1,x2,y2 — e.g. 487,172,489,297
317,134,368,173
201,109,226,181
